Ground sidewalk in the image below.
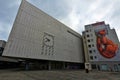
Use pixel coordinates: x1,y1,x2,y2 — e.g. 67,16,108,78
0,69,120,80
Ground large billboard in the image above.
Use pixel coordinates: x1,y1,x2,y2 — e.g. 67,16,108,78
94,25,120,61
96,29,118,58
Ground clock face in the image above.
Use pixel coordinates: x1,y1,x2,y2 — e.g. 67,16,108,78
44,35,53,46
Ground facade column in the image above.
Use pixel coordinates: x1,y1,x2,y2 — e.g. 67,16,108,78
63,62,65,69
25,61,29,71
48,61,51,70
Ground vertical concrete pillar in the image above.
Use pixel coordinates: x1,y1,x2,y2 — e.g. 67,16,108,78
48,61,51,70
63,62,65,69
25,61,29,71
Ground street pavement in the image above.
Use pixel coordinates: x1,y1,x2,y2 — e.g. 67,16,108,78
0,69,120,80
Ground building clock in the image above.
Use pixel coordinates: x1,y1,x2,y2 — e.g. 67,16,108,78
43,33,54,47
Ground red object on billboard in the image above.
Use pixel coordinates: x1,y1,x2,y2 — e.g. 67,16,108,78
96,29,118,58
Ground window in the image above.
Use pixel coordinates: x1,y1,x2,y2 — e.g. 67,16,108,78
92,64,97,69
90,56,93,60
93,50,96,53
86,30,89,32
101,64,108,71
114,64,118,71
88,45,91,48
89,50,92,53
87,39,90,42
82,31,85,34
87,35,89,37
94,56,97,59
92,44,94,47
118,64,120,71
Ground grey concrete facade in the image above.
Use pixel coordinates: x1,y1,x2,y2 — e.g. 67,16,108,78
0,40,6,48
2,0,84,63
0,40,18,63
0,40,6,56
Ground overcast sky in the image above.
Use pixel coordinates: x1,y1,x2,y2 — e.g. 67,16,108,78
0,0,120,41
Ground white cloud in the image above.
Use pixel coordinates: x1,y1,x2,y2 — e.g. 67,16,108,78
57,0,120,40
0,0,21,41
8,0,21,8
0,0,120,41
61,9,80,31
0,22,12,41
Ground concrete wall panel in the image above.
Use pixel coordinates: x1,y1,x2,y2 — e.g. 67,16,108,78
3,0,84,63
